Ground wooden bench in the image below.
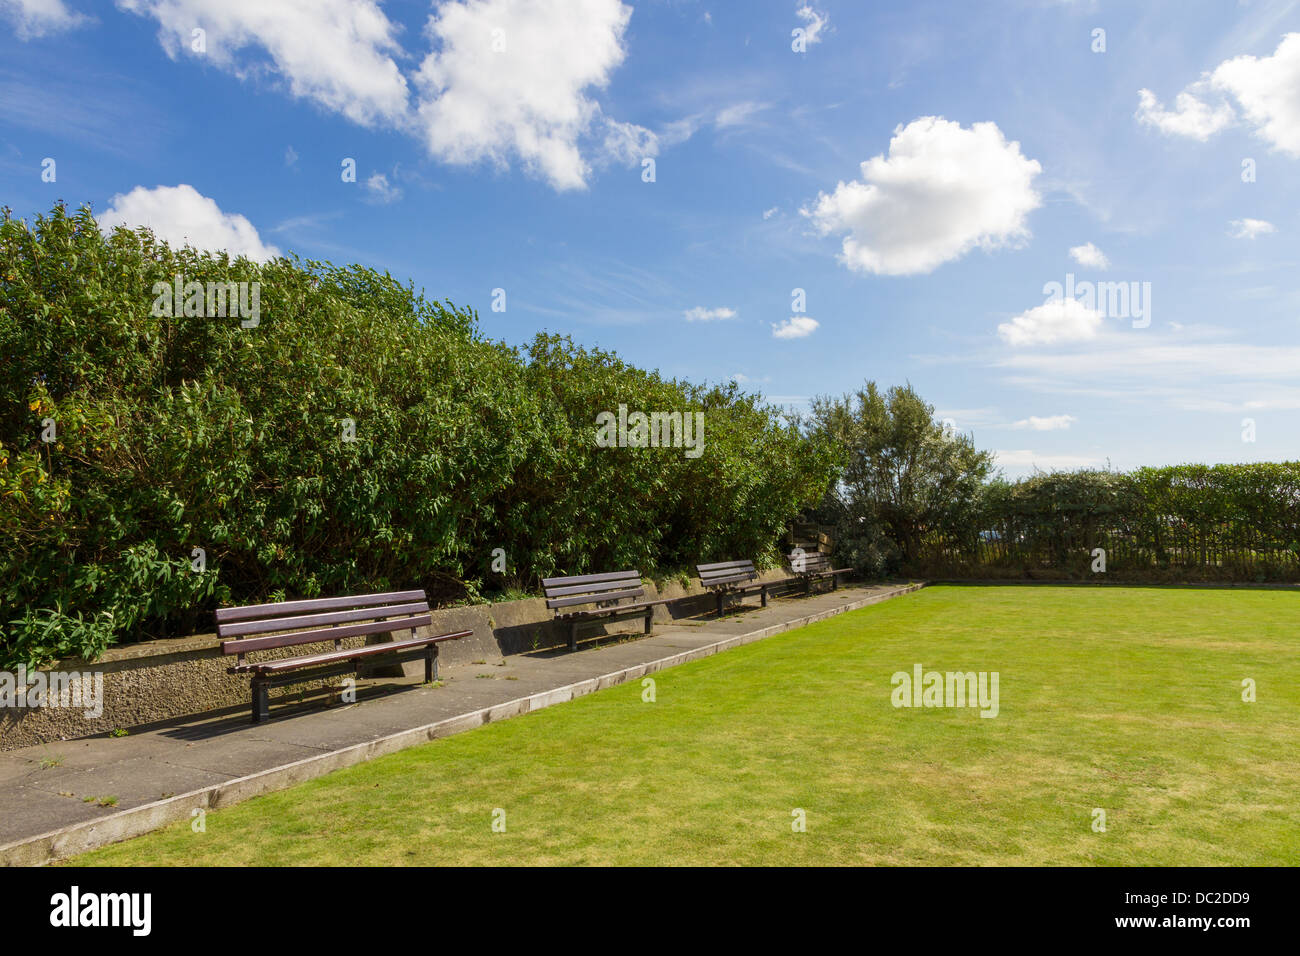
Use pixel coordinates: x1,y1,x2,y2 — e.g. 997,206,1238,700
696,559,773,616
542,571,674,651
787,550,853,593
217,589,470,723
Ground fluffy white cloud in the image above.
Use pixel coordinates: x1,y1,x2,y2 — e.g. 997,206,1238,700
117,0,411,127
1211,33,1300,157
771,316,818,339
997,297,1102,346
119,0,654,192
1135,87,1235,141
1,0,87,38
1068,241,1109,269
683,306,737,322
762,206,778,220
98,184,280,261
802,117,1042,276
414,0,644,191
1010,415,1077,431
1228,217,1276,239
795,6,828,45
1136,33,1300,157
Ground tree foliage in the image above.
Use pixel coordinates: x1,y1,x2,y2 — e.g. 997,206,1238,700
0,203,833,668
806,382,995,573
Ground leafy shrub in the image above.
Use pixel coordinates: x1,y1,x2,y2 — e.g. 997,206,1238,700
0,203,833,668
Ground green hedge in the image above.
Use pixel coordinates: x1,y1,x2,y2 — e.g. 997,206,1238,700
0,204,833,668
912,463,1300,581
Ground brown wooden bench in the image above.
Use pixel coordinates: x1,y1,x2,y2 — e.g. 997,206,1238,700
542,570,674,651
217,589,470,723
696,559,774,616
787,550,853,593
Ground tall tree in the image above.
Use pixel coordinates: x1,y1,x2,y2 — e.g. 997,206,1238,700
809,382,994,565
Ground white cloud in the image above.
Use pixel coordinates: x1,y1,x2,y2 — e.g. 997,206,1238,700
414,0,642,191
284,144,299,167
762,206,778,220
117,0,410,127
684,306,737,321
1211,33,1300,157
2,0,87,38
997,297,1102,346
715,101,766,128
1135,33,1300,157
1228,217,1276,239
795,6,829,45
98,184,280,262
365,171,402,204
771,316,818,339
1010,415,1077,431
802,117,1042,276
1135,87,1235,141
600,117,658,167
995,450,1101,471
993,340,1300,412
1068,241,1109,269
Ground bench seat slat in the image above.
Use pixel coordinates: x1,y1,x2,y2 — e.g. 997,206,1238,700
217,601,430,638
238,629,470,674
700,571,757,587
555,597,672,620
215,590,427,624
221,614,432,655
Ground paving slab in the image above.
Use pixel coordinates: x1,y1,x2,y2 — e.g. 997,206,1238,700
0,581,923,865
24,756,238,810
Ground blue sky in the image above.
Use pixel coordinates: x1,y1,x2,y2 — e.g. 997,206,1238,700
3,0,1299,476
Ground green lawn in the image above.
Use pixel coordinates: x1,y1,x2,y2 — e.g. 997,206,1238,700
73,585,1300,866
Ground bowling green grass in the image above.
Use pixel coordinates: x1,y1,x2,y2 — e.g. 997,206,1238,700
71,585,1300,866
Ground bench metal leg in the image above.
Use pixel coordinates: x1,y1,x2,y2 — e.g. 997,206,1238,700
644,608,653,634
715,591,725,617
251,677,270,724
761,585,768,607
425,645,437,683
568,620,578,652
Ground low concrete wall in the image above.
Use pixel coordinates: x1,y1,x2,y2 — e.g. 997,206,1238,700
0,571,797,751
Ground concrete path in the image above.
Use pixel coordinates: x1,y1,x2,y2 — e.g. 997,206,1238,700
0,581,923,865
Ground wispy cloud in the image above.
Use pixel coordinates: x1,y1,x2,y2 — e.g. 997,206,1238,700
684,306,737,321
364,171,402,204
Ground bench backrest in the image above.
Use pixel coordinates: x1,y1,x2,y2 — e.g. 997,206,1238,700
696,559,758,589
788,550,832,574
217,590,432,658
542,571,644,613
